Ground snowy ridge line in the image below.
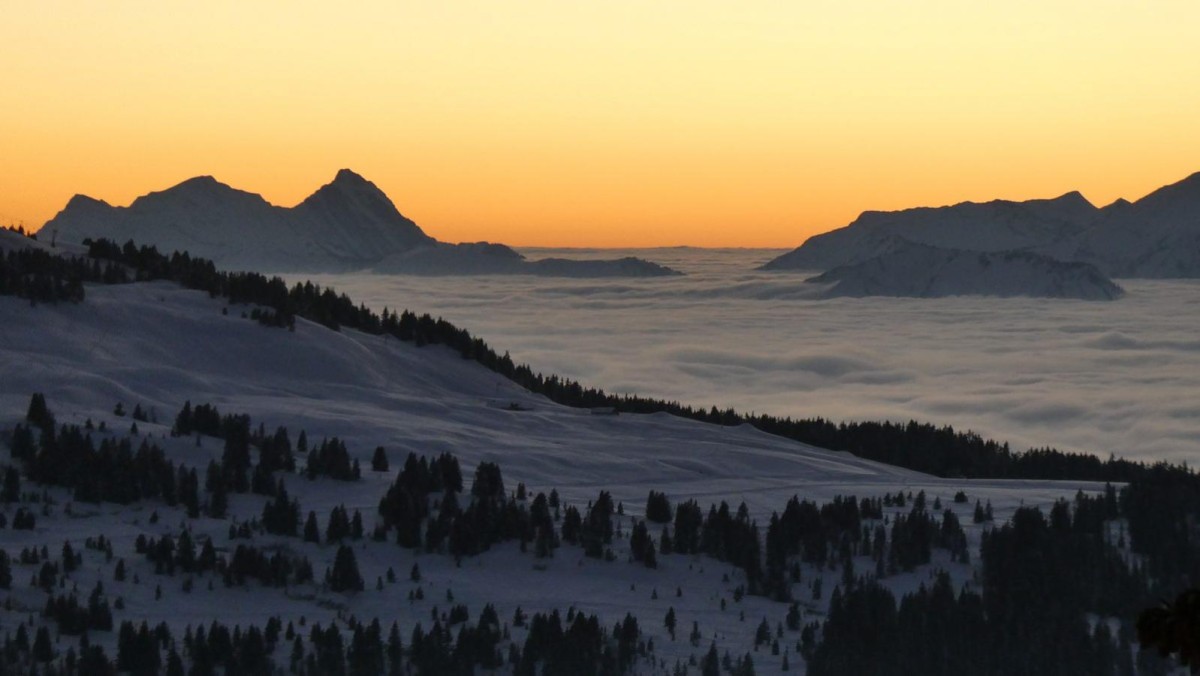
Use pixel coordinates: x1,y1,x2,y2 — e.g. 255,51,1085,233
3,232,1189,487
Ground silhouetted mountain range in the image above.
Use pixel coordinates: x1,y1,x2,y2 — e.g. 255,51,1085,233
764,171,1200,278
44,170,681,277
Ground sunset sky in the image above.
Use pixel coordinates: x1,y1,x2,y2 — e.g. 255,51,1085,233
4,1,1199,247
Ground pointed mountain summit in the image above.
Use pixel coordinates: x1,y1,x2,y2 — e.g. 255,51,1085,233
43,170,681,276
332,167,370,184
293,169,434,261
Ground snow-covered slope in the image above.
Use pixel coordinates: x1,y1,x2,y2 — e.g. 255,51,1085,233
762,192,1097,272
0,280,931,511
42,171,682,277
807,242,1124,300
0,278,1110,673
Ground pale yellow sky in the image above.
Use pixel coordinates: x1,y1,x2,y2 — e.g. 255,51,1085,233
3,1,1199,247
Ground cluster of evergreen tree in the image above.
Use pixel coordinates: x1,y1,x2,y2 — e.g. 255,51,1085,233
248,305,293,328
175,619,284,676
304,437,360,481
577,491,616,559
527,491,560,558
670,500,704,555
115,621,175,676
135,527,315,589
138,529,218,576
375,454,560,559
1121,465,1200,592
43,582,114,635
697,501,763,591
174,400,307,498
629,520,659,568
645,490,672,523
0,246,104,304
805,492,1178,675
882,503,970,574
517,609,643,676
308,504,365,544
261,482,301,536
445,463,534,558
19,590,652,676
13,414,195,508
170,401,224,437
256,426,297,474
0,621,113,674
225,544,315,589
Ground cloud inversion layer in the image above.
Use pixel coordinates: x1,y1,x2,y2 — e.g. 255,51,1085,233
296,248,1200,463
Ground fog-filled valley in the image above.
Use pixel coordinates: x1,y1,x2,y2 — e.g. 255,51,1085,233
296,247,1200,464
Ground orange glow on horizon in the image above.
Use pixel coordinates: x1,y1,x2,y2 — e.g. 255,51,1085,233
4,1,1200,248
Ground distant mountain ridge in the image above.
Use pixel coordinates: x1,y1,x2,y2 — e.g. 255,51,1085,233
43,170,680,277
807,240,1124,300
763,170,1200,278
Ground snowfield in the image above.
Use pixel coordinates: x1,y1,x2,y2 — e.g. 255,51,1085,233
0,280,1114,674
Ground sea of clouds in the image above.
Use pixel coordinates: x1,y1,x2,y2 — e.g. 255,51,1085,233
293,248,1200,464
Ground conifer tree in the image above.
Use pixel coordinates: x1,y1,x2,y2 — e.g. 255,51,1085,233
26,392,54,431
330,545,364,592
304,512,320,544
372,446,389,472
33,626,53,662
0,550,11,589
2,466,19,503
